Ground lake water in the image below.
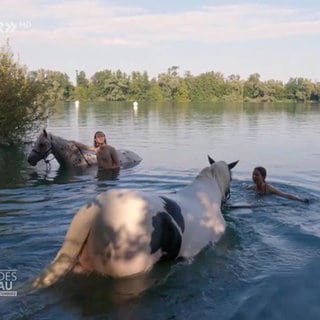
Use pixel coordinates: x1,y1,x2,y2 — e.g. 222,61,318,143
0,101,319,319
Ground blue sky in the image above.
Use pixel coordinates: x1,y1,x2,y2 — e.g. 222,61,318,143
1,0,320,84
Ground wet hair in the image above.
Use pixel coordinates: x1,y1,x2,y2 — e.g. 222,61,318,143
254,166,267,180
94,131,106,147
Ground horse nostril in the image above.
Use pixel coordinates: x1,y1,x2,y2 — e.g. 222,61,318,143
27,156,36,166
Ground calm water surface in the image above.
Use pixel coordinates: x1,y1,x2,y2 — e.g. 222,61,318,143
0,101,319,319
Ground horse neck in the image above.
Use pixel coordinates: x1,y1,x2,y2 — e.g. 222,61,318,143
180,175,223,202
194,175,219,191
49,134,71,160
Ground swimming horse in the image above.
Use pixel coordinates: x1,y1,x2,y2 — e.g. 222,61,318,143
31,156,238,289
27,129,142,169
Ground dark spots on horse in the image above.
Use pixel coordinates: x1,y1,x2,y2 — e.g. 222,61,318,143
86,197,103,209
116,192,125,198
150,212,182,261
149,197,185,260
159,196,185,232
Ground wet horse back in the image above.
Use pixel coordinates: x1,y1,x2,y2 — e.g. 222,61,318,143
86,190,162,277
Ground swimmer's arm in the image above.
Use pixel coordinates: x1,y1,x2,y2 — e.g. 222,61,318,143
71,141,95,152
268,184,308,203
110,147,120,168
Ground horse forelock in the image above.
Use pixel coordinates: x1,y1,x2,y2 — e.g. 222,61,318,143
33,130,51,149
215,162,232,195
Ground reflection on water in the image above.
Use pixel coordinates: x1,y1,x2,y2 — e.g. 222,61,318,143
0,102,320,320
0,145,30,188
96,167,120,181
45,101,320,188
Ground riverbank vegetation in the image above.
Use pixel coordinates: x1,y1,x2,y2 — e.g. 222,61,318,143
0,43,57,144
67,66,320,104
1,43,319,144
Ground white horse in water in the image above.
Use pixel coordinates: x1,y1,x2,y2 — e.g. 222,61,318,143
31,156,238,289
27,129,142,169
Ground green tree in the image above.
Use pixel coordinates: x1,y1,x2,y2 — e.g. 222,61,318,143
76,70,89,87
263,80,285,101
29,69,73,101
224,74,243,101
311,81,320,101
174,79,190,102
91,69,129,101
128,71,150,101
146,79,163,101
285,77,315,101
243,73,270,100
158,66,180,101
105,70,129,101
91,69,113,99
0,43,55,145
74,70,89,100
185,71,226,102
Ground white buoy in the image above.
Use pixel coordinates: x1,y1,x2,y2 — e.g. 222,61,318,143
133,101,138,116
75,100,80,108
133,101,138,109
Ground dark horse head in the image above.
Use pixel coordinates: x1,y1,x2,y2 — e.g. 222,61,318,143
27,129,52,166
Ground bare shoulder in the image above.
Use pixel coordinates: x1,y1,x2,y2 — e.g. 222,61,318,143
266,183,279,193
247,185,256,191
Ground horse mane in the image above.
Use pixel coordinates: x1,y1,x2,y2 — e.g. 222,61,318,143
45,131,69,145
197,161,231,194
38,131,75,152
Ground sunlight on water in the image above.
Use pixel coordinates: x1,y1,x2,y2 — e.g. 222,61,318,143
0,102,319,319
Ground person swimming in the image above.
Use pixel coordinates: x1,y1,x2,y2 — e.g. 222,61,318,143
247,166,309,203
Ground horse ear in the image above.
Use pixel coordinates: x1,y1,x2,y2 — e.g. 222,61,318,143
43,129,48,138
208,155,215,165
228,160,239,170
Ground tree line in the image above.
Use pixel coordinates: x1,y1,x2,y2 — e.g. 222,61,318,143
44,66,320,103
1,43,319,144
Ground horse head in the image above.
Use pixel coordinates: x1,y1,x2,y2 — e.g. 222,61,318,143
207,155,239,201
27,129,52,166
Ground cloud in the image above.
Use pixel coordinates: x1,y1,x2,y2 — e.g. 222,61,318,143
1,1,320,47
